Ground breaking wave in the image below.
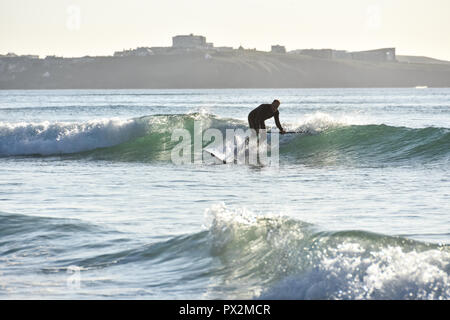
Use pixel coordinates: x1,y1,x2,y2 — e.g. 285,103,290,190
1,113,448,165
4,204,447,299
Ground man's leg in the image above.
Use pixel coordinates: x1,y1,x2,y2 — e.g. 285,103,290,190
248,114,256,130
246,115,259,163
259,120,266,131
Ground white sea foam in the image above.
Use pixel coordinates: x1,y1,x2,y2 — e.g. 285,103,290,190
259,244,450,300
205,204,450,300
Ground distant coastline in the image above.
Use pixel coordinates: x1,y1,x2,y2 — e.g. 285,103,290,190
2,35,450,89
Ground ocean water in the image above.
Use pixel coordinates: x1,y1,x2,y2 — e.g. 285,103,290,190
0,88,449,299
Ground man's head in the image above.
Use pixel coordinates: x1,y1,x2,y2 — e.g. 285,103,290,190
272,99,281,109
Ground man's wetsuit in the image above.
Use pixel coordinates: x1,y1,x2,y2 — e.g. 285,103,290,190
248,104,284,132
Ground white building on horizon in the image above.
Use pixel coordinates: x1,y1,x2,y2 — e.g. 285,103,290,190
271,45,286,54
172,34,212,49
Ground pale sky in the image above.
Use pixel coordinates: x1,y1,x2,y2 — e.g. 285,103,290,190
1,0,450,60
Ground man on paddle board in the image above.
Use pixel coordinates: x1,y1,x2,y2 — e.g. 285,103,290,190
248,99,286,134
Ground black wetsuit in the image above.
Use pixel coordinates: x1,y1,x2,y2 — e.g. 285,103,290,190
248,104,283,132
